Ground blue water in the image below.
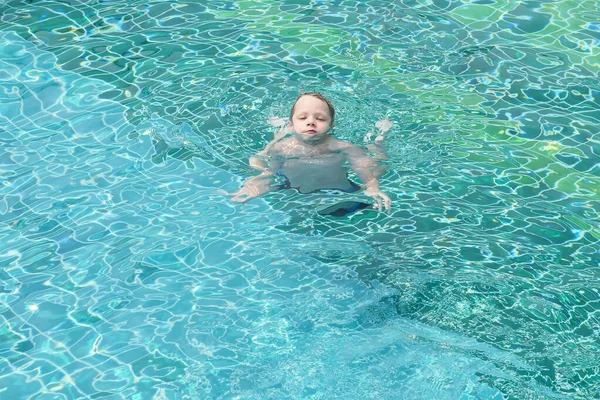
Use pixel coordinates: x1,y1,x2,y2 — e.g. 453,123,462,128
1,1,600,399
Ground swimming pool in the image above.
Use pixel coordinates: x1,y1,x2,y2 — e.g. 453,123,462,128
1,0,599,398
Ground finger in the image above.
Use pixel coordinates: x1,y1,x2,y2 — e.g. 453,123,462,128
373,196,382,211
383,195,391,211
216,189,232,196
379,193,391,211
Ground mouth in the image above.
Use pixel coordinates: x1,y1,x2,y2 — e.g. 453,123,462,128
304,130,317,134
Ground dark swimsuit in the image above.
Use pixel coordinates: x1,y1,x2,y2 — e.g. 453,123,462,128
274,169,370,217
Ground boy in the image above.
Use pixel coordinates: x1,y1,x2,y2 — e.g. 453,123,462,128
224,93,392,211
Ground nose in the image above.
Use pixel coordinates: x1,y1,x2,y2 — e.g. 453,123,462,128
306,116,315,126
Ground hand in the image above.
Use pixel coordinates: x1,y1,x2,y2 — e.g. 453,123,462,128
217,187,260,203
218,176,272,203
364,188,391,211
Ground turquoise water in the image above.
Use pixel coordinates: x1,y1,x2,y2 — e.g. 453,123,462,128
1,0,599,398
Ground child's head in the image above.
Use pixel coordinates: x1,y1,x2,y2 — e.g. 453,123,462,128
290,93,335,123
289,93,335,142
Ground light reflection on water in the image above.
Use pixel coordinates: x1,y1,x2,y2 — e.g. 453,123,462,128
0,0,599,398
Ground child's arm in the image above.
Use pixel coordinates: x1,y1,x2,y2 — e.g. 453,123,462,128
224,146,284,203
225,120,290,203
249,122,291,171
343,144,391,211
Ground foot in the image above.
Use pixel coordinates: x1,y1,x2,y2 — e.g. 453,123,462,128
365,118,392,143
375,118,393,134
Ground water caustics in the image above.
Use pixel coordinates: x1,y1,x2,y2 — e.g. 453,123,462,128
0,1,599,399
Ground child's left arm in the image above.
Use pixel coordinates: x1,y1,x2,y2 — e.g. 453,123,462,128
343,144,391,211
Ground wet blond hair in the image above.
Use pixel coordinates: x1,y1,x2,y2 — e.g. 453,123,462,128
290,92,335,124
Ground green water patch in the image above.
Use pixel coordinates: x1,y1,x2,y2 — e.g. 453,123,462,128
448,0,600,71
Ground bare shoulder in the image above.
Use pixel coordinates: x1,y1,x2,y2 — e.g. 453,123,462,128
270,137,294,155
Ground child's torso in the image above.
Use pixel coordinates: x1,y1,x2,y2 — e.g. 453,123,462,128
279,152,354,193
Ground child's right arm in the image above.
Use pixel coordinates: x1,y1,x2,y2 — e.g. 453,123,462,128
225,146,283,203
224,121,290,203
249,123,291,171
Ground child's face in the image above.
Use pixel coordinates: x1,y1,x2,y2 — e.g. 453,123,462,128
290,95,332,143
